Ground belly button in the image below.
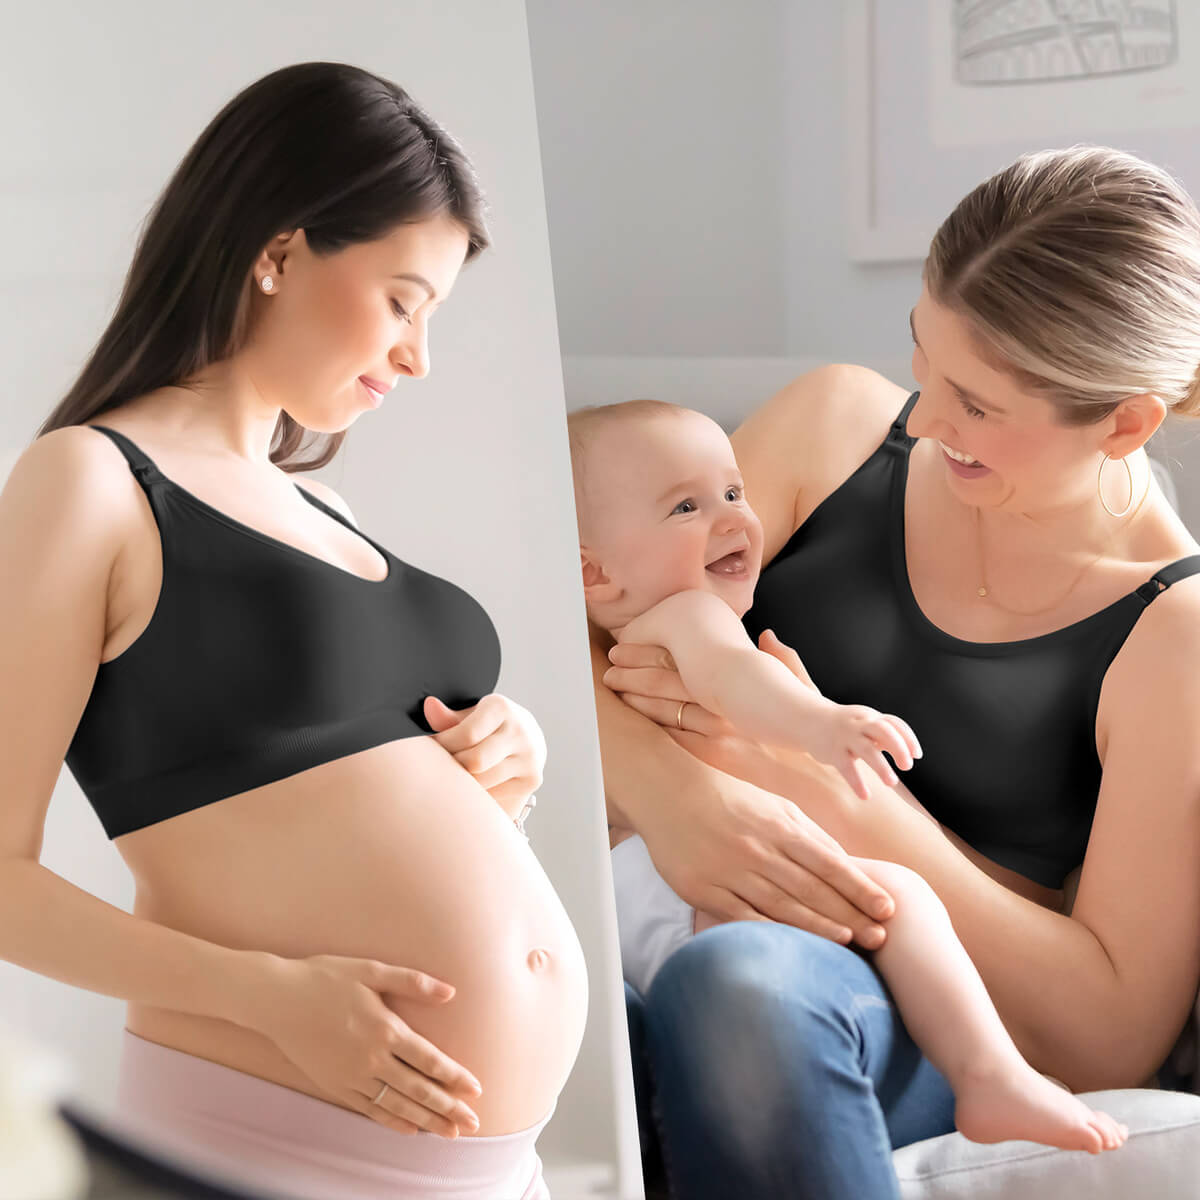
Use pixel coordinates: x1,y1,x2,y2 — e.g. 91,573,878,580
526,947,552,972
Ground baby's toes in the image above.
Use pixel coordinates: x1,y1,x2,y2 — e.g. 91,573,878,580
1065,1115,1102,1154
1087,1112,1121,1151
1099,1111,1129,1148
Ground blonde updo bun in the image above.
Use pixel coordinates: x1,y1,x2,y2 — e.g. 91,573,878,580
925,146,1200,424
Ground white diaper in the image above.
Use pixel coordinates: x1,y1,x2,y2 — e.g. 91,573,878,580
611,833,697,996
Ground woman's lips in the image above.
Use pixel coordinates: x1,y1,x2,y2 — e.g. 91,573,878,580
706,549,750,576
359,377,385,407
939,443,991,479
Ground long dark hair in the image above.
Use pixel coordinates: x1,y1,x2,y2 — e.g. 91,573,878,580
37,61,490,469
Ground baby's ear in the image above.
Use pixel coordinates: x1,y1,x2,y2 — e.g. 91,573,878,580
580,548,620,603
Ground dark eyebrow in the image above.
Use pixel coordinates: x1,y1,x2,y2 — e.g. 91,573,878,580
908,307,1006,415
391,272,437,300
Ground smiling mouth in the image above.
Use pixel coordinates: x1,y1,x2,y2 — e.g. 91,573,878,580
939,440,985,468
706,549,749,575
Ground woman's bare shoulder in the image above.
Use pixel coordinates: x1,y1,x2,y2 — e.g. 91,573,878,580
730,364,910,455
730,365,912,560
3,425,139,547
0,429,135,856
1097,567,1200,755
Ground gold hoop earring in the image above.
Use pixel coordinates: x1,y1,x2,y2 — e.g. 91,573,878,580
1097,453,1133,518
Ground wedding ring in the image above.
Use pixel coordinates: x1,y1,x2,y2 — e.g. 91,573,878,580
372,1081,390,1106
676,701,686,729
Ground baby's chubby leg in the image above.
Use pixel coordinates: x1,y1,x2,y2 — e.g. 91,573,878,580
853,857,1127,1154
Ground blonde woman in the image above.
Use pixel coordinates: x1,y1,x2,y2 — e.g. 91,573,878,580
0,62,586,1200
600,147,1200,1198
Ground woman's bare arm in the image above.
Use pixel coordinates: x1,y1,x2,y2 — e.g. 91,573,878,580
609,362,1197,1086
739,365,1200,1086
695,588,1200,1092
0,430,291,1027
0,432,483,1133
620,591,841,745
589,627,894,946
621,592,918,795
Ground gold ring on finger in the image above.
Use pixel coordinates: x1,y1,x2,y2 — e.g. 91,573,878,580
372,1081,390,1106
676,701,687,729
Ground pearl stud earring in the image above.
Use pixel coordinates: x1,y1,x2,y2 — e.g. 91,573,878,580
261,276,274,292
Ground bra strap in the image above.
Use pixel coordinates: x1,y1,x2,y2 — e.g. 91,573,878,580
886,390,921,448
87,425,165,491
1135,553,1200,605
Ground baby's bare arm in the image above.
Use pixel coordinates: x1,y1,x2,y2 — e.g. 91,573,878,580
619,590,839,748
620,593,920,798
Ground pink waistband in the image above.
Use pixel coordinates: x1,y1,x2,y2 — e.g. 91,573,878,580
109,1029,553,1200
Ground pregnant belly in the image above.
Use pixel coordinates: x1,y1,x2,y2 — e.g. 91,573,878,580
120,735,589,1135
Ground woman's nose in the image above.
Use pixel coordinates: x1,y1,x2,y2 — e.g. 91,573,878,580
394,324,431,380
905,386,951,441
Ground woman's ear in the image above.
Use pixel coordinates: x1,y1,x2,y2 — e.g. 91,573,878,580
251,229,306,285
1101,392,1167,458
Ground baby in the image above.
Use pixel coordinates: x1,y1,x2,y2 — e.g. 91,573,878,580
571,398,1127,1155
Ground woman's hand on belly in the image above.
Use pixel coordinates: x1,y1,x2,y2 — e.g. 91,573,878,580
424,692,546,820
243,951,485,1136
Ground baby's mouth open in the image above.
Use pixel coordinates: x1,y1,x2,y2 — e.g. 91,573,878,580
706,549,749,576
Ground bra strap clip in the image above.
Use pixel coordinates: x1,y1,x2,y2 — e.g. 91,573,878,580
1136,577,1169,605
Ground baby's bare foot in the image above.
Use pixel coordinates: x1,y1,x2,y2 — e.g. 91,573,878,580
953,1059,1129,1153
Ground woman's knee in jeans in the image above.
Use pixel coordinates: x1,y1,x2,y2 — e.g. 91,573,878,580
641,921,886,1160
644,920,877,1072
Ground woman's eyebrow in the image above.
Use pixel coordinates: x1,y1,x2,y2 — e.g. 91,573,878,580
392,272,437,299
908,307,1006,414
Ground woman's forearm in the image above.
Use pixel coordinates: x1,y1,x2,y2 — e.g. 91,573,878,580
590,633,713,831
0,857,280,1032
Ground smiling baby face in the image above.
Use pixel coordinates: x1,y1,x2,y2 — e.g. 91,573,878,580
570,401,765,631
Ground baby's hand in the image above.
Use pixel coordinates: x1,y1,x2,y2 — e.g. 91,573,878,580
814,704,922,801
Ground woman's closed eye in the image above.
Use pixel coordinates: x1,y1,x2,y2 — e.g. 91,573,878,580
391,299,414,324
956,392,987,420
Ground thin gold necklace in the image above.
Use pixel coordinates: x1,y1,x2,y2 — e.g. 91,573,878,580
974,473,1151,618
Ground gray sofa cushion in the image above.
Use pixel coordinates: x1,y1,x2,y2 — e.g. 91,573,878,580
894,1088,1200,1198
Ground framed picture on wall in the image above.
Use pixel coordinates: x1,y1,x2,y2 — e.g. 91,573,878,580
846,0,1200,262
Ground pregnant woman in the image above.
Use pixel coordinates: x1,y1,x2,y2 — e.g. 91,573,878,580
597,146,1200,1198
0,63,586,1200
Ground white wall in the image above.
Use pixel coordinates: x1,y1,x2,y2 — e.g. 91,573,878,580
527,0,919,364
527,1,789,357
527,1,1200,533
0,4,638,1197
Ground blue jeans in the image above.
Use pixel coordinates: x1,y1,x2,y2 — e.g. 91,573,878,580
626,921,957,1199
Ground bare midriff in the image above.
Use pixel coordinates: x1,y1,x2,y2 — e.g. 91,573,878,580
116,734,588,1136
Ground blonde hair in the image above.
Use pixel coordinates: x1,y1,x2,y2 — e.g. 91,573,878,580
924,146,1200,425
